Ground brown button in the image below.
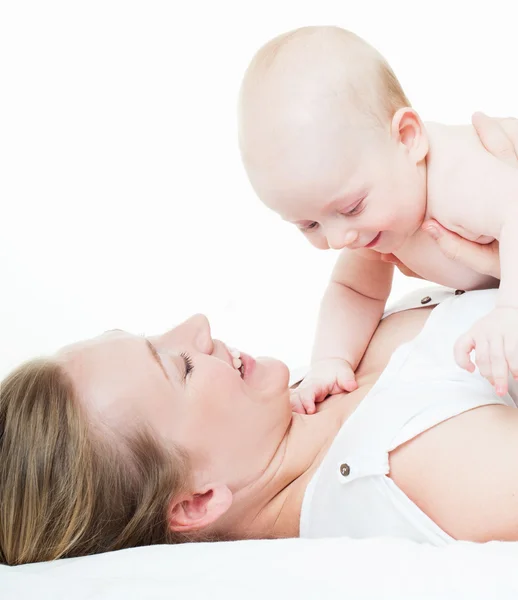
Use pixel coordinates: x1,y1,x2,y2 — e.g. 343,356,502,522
420,296,431,305
455,289,465,295
339,463,350,477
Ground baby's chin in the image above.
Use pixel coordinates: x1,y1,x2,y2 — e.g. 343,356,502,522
376,233,408,254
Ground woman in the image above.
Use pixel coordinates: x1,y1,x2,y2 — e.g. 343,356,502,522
0,114,516,566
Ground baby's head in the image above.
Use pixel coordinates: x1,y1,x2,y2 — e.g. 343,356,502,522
238,26,428,253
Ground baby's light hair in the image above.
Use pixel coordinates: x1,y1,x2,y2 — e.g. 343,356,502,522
242,26,411,129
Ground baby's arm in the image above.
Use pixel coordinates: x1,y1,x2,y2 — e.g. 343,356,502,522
291,250,393,414
312,249,393,366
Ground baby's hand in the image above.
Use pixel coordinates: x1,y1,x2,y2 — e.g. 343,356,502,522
454,307,518,396
290,358,358,414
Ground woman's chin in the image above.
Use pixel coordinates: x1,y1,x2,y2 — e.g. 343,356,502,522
251,357,290,395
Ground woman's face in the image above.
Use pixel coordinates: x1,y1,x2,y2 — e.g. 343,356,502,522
59,314,292,493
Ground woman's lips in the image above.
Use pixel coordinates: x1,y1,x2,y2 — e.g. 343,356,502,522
365,232,382,249
239,352,255,380
226,344,256,380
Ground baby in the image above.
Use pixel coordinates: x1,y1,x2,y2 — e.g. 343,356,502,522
238,26,518,413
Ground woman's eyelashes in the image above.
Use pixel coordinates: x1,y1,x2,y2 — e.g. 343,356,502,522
142,335,194,383
181,352,194,379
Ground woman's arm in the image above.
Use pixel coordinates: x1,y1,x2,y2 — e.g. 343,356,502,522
391,403,518,542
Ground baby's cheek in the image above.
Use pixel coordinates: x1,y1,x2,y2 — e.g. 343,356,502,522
306,233,328,250
377,211,399,230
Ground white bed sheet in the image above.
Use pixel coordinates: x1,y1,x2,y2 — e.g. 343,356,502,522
2,536,518,599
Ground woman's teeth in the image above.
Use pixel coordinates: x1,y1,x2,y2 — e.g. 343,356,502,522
229,347,244,378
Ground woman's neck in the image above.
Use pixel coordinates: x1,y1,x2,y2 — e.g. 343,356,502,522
223,385,370,540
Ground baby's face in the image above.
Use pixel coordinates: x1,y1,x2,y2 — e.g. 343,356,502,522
241,103,427,255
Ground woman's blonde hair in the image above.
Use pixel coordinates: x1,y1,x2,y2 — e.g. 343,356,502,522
0,357,191,565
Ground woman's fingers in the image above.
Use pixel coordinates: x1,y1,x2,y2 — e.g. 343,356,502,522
422,220,500,279
498,117,518,160
472,112,518,166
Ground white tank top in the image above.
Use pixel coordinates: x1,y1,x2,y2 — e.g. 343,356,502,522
298,287,518,545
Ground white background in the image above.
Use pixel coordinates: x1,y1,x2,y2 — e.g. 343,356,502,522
1,0,517,377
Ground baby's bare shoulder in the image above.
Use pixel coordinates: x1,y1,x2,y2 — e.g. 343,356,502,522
426,122,516,237
426,125,486,218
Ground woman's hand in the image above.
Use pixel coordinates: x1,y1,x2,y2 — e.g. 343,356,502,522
471,111,518,166
421,220,500,279
419,112,518,279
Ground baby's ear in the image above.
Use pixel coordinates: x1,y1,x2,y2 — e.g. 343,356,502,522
391,107,429,163
167,483,233,534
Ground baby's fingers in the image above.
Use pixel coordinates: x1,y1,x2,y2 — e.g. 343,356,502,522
504,337,518,381
454,333,476,373
328,361,357,394
337,370,358,393
472,338,492,383
294,385,319,414
300,391,317,414
489,337,508,396
290,390,309,414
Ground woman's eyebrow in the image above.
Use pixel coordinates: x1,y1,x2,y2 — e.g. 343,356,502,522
104,330,175,382
145,339,170,381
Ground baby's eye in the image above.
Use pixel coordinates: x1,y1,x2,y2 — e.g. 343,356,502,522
299,222,319,233
342,200,365,217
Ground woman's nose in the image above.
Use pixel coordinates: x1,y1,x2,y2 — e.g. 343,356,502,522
184,313,214,354
154,314,213,354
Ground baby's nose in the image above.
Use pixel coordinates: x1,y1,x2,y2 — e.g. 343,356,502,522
327,229,359,250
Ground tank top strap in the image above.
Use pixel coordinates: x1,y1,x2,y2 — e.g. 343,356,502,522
332,376,509,482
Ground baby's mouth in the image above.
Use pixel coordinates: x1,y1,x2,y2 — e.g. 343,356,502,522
365,232,382,249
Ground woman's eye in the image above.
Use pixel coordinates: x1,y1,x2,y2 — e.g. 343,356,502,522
181,352,194,378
